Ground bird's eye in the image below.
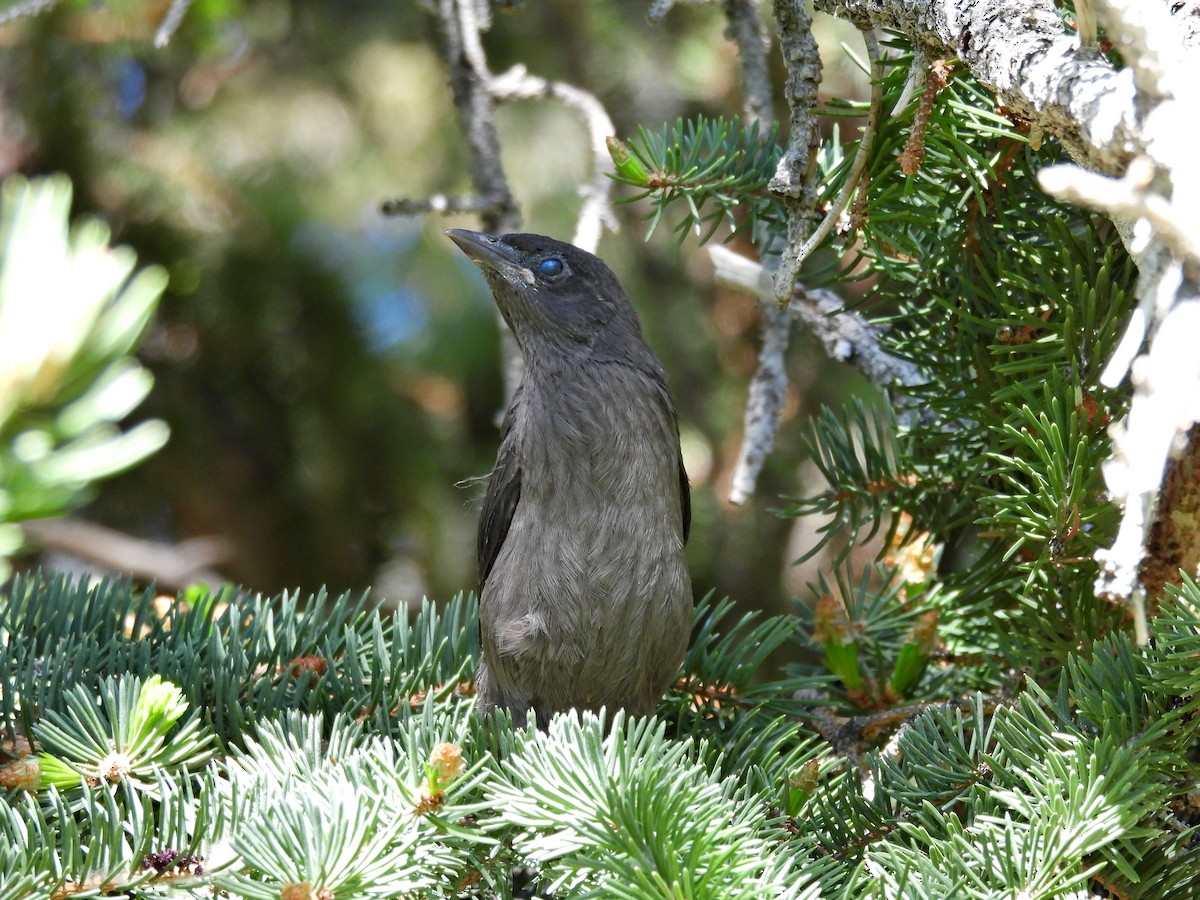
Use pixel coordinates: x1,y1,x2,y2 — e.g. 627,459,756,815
536,257,564,278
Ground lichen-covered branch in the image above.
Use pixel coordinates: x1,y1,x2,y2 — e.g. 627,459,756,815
768,0,823,304
813,0,1138,176
1037,0,1200,641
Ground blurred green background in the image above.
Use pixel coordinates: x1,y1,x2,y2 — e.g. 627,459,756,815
4,0,868,614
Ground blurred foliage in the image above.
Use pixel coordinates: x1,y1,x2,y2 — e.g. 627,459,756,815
0,0,863,609
0,173,168,581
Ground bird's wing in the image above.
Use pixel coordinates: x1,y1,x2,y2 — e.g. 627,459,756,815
679,454,691,544
478,394,523,593
648,365,691,545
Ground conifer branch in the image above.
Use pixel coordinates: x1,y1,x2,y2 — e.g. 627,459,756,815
812,0,1138,176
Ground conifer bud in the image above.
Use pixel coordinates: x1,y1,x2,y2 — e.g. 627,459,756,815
606,137,649,185
813,595,862,692
428,742,465,784
888,610,938,699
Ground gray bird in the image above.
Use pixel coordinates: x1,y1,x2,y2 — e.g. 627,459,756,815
446,229,693,726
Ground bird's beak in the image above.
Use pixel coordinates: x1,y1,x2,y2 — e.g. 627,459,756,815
445,229,535,286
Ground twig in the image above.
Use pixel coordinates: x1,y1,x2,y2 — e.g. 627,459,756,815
715,0,811,508
720,28,906,505
0,0,58,26
768,0,824,304
647,0,711,24
722,0,773,126
729,298,792,505
433,0,524,405
379,194,498,217
153,0,193,48
710,246,924,392
1039,158,1197,264
890,45,926,118
21,518,232,592
429,2,623,404
720,0,795,506
435,0,521,237
489,65,618,253
785,29,884,272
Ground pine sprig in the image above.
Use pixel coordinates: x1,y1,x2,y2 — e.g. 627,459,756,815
487,711,820,899
608,116,784,244
3,571,1200,894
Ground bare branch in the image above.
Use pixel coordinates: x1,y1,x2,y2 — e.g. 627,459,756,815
0,0,58,26
729,298,792,505
489,65,618,253
435,0,522,237
154,0,194,48
1039,159,1197,264
648,0,713,24
379,194,498,217
722,0,773,126
768,0,824,304
710,245,924,392
431,0,524,405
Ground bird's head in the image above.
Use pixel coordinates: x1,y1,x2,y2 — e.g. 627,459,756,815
446,230,650,367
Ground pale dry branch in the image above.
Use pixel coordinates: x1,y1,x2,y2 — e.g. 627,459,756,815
489,65,618,253
154,0,193,48
710,245,924,394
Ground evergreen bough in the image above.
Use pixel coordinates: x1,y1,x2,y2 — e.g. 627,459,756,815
2,570,1200,897
3,23,1198,900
